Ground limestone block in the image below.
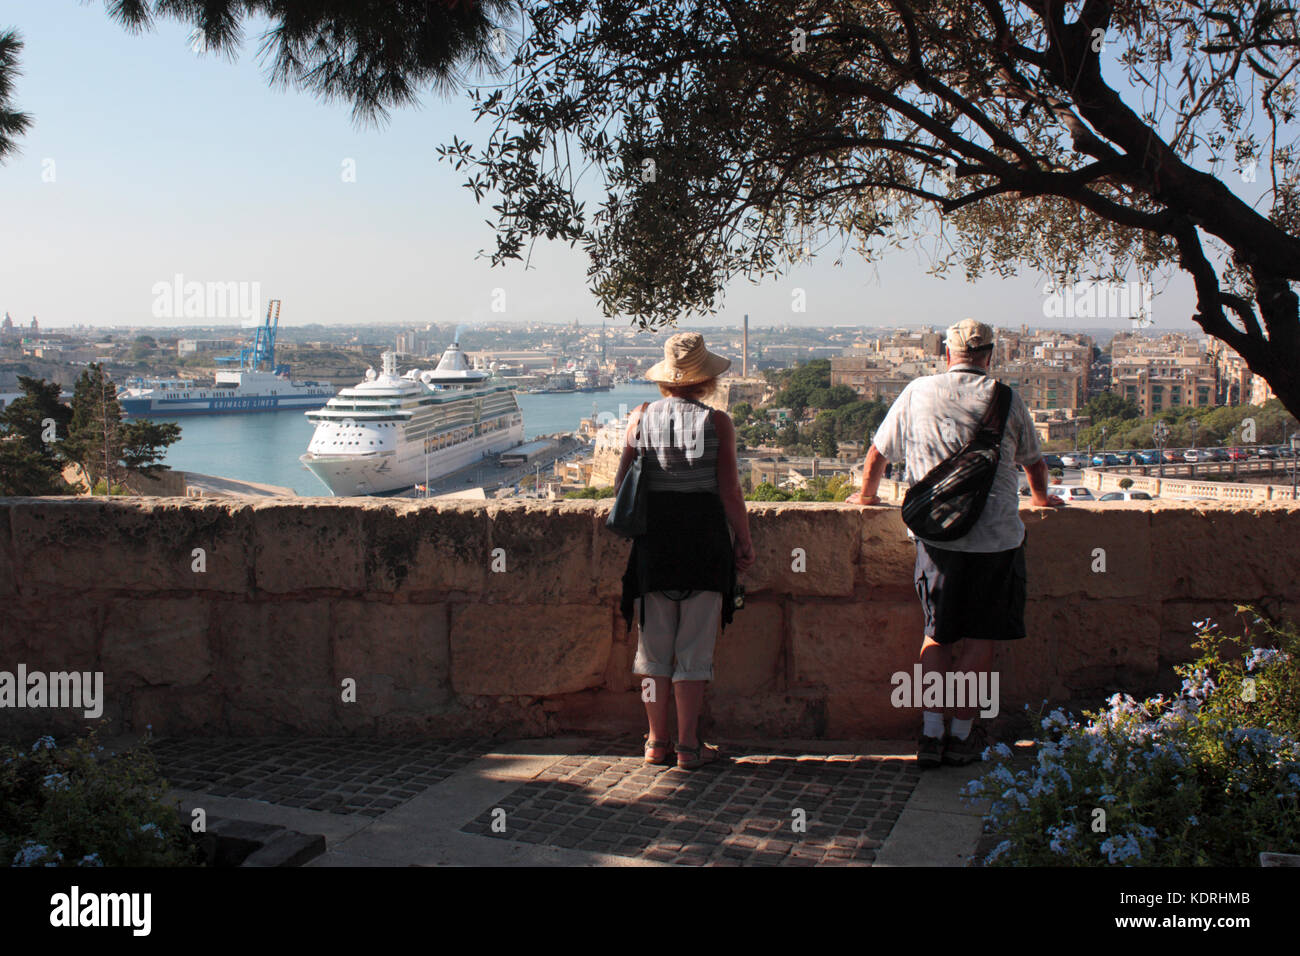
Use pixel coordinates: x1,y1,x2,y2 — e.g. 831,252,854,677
706,690,829,738
540,688,644,734
1149,503,1300,601
822,682,919,738
993,608,1062,703
789,600,923,690
481,500,596,602
1,595,101,672
102,597,213,686
250,500,364,593
1044,599,1161,696
361,501,490,595
450,603,611,696
591,504,632,601
223,689,340,735
214,601,336,728
744,503,858,597
711,600,784,696
12,499,252,595
331,600,451,712
1021,505,1152,599
855,508,917,599
130,684,224,734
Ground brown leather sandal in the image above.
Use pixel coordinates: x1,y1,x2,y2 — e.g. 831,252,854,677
643,734,673,766
675,740,721,770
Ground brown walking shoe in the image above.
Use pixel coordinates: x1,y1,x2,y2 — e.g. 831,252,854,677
942,724,989,766
916,732,945,769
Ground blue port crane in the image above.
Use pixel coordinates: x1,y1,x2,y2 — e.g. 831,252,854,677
214,299,286,374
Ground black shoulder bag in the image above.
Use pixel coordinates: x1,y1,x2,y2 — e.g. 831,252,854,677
900,383,1013,542
605,402,650,538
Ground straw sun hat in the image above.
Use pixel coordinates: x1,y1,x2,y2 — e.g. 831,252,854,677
645,332,731,385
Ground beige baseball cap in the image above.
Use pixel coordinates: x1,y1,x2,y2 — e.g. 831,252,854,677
946,318,995,352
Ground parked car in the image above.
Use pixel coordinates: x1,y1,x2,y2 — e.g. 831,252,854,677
1207,447,1230,462
1042,454,1065,469
1257,445,1279,459
1227,447,1250,461
1163,449,1184,463
1047,484,1095,503
1098,491,1156,501
1184,448,1211,463
1132,449,1161,464
1059,453,1086,468
1091,453,1121,466
1276,445,1296,458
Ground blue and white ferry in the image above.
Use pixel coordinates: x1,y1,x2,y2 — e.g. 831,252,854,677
117,299,336,417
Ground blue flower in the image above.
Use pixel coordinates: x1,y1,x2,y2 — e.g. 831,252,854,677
1186,815,1199,826
78,853,103,867
13,842,54,866
1048,823,1078,855
1099,833,1142,864
985,840,1013,865
41,772,70,792
30,736,55,752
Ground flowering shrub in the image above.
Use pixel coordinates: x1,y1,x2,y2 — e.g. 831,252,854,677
964,609,1300,866
0,728,195,867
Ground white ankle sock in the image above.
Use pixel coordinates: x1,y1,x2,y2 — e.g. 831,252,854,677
950,718,973,741
922,711,945,738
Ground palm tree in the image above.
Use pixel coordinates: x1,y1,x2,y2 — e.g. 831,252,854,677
0,30,32,163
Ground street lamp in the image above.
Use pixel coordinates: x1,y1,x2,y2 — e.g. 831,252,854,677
1154,420,1170,478
1189,418,1198,450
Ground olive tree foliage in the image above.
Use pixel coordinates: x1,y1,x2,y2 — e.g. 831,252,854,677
2,1,517,153
439,0,1300,417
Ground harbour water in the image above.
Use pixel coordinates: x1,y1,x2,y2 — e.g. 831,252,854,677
155,384,664,494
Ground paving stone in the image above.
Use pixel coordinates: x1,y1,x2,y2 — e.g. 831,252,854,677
153,736,492,817
453,737,917,867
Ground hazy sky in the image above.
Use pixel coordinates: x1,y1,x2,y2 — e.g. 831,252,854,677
1,2,1209,331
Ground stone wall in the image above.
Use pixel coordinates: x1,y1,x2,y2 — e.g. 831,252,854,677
1,497,1297,740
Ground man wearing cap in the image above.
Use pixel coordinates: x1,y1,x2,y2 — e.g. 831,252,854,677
847,320,1062,766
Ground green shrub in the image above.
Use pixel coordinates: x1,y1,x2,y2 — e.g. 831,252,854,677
563,486,614,499
1118,477,1134,490
964,609,1300,866
1,729,195,867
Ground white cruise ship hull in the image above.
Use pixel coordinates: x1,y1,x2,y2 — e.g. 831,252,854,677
301,422,524,496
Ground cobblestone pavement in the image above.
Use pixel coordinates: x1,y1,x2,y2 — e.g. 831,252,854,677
461,737,921,866
153,737,495,818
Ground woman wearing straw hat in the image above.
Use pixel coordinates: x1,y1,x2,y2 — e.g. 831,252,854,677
616,331,755,770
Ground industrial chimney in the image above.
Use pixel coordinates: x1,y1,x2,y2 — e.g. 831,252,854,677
743,313,749,378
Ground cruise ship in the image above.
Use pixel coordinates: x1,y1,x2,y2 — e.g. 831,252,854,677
299,342,525,496
117,299,335,417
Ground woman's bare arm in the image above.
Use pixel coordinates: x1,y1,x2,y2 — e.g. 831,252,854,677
712,411,754,572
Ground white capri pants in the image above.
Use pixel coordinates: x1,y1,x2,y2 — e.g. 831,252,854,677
633,589,723,682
